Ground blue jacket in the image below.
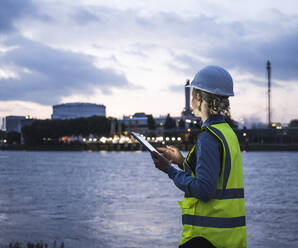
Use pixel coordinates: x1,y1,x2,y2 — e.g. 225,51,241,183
168,115,225,202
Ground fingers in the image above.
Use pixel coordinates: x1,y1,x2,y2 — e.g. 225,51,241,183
167,145,177,151
156,147,167,152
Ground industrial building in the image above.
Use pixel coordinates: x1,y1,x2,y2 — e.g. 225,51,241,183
3,116,35,133
122,112,149,127
52,103,106,120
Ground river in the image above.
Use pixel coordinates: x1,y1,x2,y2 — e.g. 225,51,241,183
0,151,297,247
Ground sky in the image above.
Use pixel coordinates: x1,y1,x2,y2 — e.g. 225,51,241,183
0,0,298,126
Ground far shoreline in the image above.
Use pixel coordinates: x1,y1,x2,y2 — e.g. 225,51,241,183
1,143,298,152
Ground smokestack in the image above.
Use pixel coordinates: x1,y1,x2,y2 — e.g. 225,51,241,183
185,79,191,113
266,60,271,127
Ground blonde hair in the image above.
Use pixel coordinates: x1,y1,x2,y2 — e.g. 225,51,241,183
194,88,231,118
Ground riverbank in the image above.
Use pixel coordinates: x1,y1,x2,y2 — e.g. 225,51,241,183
1,142,298,151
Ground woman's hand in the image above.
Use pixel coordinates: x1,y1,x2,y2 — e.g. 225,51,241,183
157,146,185,167
151,151,171,174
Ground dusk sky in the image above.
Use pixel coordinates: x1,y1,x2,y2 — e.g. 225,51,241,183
1,0,298,126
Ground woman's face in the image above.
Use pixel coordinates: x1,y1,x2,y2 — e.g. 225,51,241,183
191,89,201,117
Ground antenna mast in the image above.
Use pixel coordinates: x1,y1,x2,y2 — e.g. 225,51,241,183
266,60,271,127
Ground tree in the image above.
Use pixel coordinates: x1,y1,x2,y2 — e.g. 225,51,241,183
178,119,185,129
147,115,156,130
22,116,112,145
164,114,176,129
7,131,21,144
0,130,5,139
289,119,298,127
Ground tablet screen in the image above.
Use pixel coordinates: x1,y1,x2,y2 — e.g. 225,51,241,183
131,132,159,153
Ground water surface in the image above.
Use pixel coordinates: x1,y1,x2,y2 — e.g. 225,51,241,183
0,151,297,247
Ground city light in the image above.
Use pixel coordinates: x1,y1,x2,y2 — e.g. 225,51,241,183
165,137,170,141
100,137,107,143
187,128,191,132
177,137,182,141
186,119,191,123
243,133,247,137
171,137,176,141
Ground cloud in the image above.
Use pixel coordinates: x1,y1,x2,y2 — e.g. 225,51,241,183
168,84,185,93
0,0,35,32
0,0,51,33
167,53,206,75
72,9,99,25
0,35,131,105
206,30,298,82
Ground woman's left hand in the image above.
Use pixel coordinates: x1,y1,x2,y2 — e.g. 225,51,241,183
151,151,171,174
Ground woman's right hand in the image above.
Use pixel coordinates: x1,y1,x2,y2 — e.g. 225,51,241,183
157,145,185,167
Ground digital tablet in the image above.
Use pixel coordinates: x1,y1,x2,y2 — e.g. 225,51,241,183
131,132,160,154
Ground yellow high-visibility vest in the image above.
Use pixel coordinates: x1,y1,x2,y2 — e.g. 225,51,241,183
179,122,247,248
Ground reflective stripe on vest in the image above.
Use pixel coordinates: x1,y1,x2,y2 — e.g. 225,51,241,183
182,215,246,228
179,122,247,248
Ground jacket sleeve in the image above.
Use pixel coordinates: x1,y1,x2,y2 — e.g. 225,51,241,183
168,131,221,202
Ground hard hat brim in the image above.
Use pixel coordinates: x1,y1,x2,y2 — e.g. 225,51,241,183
186,84,234,97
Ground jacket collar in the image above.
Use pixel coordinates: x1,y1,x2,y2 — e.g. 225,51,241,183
201,114,226,128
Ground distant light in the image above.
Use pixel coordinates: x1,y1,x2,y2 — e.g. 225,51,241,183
194,121,197,124
83,138,86,142
151,137,155,141
100,137,107,143
165,137,170,141
186,119,191,123
177,137,182,141
3,139,7,143
93,138,97,142
147,137,150,141
89,138,93,142
187,128,191,132
160,123,163,126
272,123,276,127
243,132,247,137
119,136,129,143
162,141,165,145
242,150,247,153
171,137,176,141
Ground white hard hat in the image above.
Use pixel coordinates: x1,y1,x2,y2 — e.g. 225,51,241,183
187,65,234,96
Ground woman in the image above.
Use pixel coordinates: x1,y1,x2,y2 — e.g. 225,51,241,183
151,65,247,248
